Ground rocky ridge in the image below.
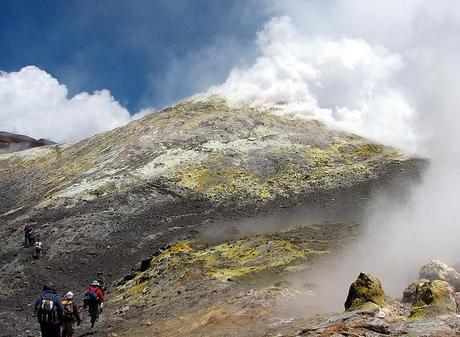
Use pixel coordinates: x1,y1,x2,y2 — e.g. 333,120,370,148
0,131,54,154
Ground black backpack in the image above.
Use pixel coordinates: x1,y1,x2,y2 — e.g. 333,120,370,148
37,294,58,324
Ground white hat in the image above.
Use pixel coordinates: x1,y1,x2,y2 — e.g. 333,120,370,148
91,280,100,286
65,291,74,299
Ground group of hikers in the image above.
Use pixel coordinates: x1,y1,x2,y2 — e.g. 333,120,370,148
23,223,107,336
34,280,105,337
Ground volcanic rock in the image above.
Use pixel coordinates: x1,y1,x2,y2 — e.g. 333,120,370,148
419,260,460,291
110,225,356,336
344,272,387,311
402,279,429,303
410,280,457,320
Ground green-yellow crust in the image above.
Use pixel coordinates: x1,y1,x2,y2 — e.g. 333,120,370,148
0,96,410,214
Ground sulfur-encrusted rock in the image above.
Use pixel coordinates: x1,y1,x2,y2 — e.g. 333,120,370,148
402,279,429,303
410,280,457,320
344,273,387,311
419,260,460,291
455,292,460,311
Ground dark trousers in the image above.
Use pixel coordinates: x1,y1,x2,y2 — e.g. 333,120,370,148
40,323,61,337
61,322,74,337
88,305,99,326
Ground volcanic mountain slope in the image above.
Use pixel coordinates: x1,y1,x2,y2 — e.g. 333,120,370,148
0,96,423,336
0,96,418,217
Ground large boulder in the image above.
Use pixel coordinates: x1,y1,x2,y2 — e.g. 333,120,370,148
409,280,457,320
402,279,429,303
344,273,387,311
419,260,460,291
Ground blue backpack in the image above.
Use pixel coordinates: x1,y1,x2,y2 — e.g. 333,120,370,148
83,290,99,306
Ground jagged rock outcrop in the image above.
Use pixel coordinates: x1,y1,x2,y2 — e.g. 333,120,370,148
302,264,460,336
401,261,460,320
344,273,387,311
420,260,460,291
402,279,429,303
410,280,457,320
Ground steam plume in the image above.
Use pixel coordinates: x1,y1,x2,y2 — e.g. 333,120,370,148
243,0,460,310
208,16,418,151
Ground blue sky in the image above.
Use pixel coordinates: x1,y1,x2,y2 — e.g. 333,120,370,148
0,0,270,111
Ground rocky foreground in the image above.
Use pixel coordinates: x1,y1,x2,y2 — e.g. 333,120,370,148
310,260,460,337
104,223,359,336
100,235,460,337
0,96,425,336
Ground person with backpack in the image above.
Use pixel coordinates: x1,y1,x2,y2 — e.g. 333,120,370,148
83,280,104,328
61,292,81,337
24,223,33,245
27,231,37,246
34,283,63,337
96,271,107,293
24,223,37,247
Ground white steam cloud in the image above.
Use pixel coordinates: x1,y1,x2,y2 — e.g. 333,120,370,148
245,0,460,312
0,66,137,143
208,16,418,151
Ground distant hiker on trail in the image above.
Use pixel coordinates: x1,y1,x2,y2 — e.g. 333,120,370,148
27,231,37,246
33,241,43,259
24,223,32,243
61,291,81,337
96,271,107,293
34,283,63,337
83,280,104,328
24,223,35,246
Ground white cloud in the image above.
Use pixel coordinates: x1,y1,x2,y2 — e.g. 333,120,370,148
248,1,460,308
0,66,135,143
208,17,418,151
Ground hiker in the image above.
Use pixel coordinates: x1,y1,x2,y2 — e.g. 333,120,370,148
26,231,37,247
33,241,43,259
61,291,81,337
96,271,107,293
24,223,35,246
83,280,104,328
24,223,32,244
34,283,63,337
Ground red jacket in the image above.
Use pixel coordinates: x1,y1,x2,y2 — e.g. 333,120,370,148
87,287,104,302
